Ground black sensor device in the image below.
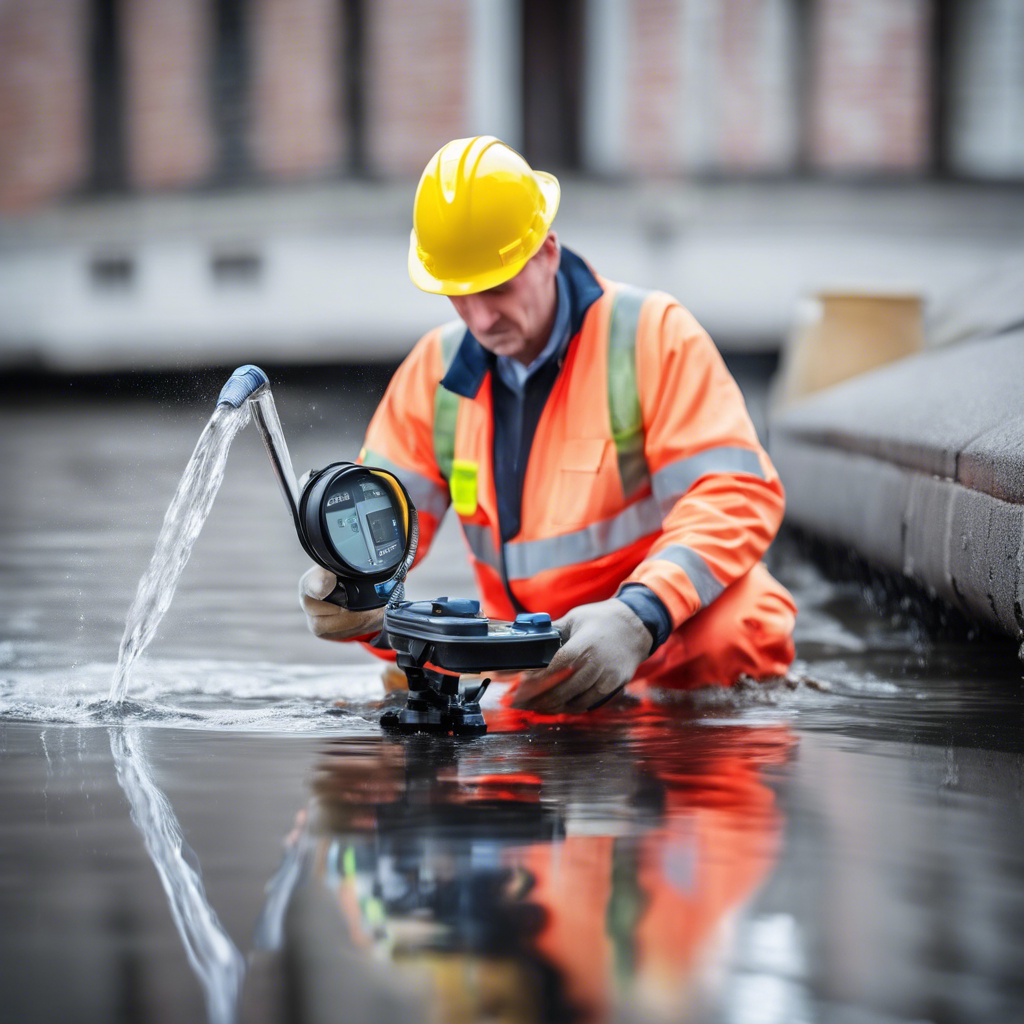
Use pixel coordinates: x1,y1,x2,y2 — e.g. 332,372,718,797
381,598,562,736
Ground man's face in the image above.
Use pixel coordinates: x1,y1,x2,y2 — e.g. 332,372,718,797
447,235,560,362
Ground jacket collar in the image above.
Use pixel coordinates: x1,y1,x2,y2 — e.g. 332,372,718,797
439,246,605,399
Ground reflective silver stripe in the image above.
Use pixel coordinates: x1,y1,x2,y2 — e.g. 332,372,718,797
504,495,664,579
647,545,724,607
362,450,450,521
652,447,765,513
439,319,464,365
433,320,465,482
607,285,651,497
461,521,500,571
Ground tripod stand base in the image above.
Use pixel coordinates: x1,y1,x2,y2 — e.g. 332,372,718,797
380,700,486,737
380,664,488,737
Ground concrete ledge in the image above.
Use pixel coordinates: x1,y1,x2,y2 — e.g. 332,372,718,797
3,180,1024,369
770,332,1024,643
775,330,1024,496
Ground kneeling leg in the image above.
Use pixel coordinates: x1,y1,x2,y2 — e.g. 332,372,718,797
636,563,796,691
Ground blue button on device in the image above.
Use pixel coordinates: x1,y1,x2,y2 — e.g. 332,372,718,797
512,612,552,632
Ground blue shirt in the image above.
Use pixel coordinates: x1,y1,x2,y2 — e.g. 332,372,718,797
493,270,670,655
491,270,572,497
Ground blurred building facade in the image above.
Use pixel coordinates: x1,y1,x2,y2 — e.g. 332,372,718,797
1,0,1023,369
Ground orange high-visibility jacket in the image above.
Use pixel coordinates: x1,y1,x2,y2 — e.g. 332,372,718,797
360,248,784,630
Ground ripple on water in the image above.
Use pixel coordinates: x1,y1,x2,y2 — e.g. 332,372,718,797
0,654,386,733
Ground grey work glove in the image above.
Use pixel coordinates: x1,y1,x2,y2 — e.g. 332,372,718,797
299,566,385,641
512,598,653,714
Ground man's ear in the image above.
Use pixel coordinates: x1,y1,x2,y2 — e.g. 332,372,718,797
543,231,560,269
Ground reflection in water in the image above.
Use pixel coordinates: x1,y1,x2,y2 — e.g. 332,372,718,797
110,727,246,1024
253,810,311,953
304,716,794,1023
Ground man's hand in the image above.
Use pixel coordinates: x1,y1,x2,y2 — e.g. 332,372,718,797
512,599,653,713
299,566,384,641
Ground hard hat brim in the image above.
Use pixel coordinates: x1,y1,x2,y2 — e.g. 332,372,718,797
408,171,561,296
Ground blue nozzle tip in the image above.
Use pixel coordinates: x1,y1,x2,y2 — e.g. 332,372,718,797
217,364,269,407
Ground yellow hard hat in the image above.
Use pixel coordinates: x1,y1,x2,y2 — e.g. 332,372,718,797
408,136,560,295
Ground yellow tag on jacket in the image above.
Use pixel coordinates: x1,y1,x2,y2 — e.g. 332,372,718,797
450,459,479,516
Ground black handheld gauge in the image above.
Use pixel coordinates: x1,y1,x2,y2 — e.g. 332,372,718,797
296,462,416,611
217,364,561,735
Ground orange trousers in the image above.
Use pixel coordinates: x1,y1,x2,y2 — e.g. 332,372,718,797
634,562,796,690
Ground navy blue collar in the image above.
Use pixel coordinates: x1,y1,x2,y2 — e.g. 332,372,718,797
439,246,605,399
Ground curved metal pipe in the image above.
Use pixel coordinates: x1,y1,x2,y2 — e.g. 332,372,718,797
217,364,300,527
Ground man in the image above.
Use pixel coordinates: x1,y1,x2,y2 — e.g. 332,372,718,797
301,136,796,713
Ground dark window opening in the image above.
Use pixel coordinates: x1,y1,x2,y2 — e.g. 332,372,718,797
86,0,127,192
210,0,252,183
521,0,583,170
89,253,135,291
930,0,956,177
341,0,368,175
210,248,263,286
791,0,814,174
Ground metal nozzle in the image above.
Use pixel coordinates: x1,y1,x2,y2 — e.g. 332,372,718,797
217,364,269,408
217,364,300,527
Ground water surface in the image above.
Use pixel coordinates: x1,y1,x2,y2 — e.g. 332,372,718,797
2,383,1023,1024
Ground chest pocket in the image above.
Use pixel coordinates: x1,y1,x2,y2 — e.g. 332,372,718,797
553,438,614,528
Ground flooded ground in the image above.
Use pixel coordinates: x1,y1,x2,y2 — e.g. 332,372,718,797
2,370,1023,1024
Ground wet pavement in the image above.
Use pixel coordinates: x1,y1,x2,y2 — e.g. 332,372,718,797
2,373,1024,1024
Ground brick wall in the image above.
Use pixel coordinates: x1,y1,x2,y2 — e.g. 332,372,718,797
3,0,1020,211
0,0,88,211
629,0,679,174
365,0,468,177
627,0,933,177
629,0,798,176
718,0,769,168
252,0,343,180
808,0,932,172
716,0,798,171
122,0,213,190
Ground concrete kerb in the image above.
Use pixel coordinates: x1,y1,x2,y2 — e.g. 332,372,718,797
771,433,1024,645
773,331,1024,497
769,332,1024,647
958,413,1024,506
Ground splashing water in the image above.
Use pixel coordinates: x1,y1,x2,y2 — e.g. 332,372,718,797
110,403,251,703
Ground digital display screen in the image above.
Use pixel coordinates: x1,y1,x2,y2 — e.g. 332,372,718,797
323,473,404,573
367,508,399,547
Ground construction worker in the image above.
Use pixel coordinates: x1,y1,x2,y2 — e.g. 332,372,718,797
301,136,797,712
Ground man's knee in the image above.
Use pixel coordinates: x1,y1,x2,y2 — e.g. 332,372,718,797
640,565,796,689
